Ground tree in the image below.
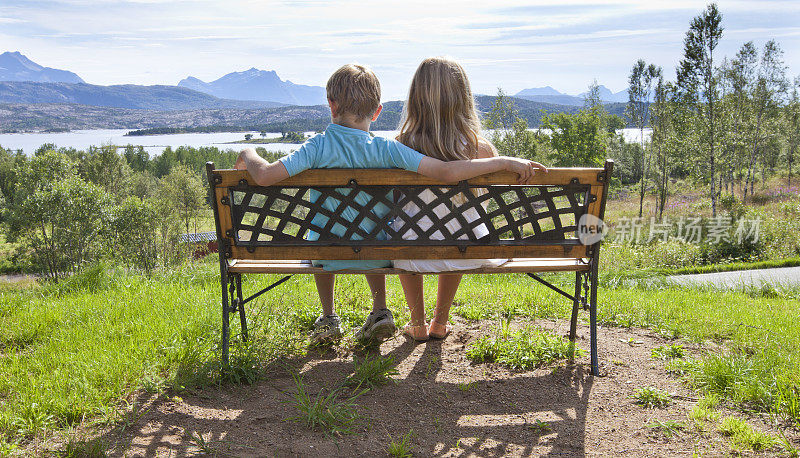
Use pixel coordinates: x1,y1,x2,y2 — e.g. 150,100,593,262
785,76,800,186
650,76,672,219
484,88,544,160
627,60,662,217
160,165,206,234
743,40,788,199
719,43,756,196
110,196,159,272
677,2,723,216
541,109,608,167
80,144,133,199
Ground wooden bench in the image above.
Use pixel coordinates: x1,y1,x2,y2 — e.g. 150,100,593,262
206,160,614,375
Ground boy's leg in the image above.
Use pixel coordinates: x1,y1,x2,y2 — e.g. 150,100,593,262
430,274,463,338
356,274,397,343
399,273,428,341
364,274,386,312
311,273,341,344
314,273,336,316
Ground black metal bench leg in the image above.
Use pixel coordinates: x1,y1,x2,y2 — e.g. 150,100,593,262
220,269,230,368
589,258,600,376
235,274,248,342
569,271,582,342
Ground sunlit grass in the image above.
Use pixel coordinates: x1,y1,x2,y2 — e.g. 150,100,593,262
1,254,799,442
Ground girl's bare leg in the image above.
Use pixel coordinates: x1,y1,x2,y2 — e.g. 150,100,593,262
398,273,428,341
430,274,463,338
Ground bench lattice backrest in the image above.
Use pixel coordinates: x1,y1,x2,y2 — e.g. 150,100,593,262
207,164,612,261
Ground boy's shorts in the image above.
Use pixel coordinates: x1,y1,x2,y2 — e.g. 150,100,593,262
312,260,392,271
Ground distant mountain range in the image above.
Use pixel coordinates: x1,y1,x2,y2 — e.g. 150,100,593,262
0,51,632,132
0,81,285,110
0,51,84,84
514,85,628,106
178,68,327,106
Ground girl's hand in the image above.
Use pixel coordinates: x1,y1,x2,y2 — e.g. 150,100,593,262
505,158,548,184
234,152,247,170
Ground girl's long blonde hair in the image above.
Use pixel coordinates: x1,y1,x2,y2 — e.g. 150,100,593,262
398,57,483,161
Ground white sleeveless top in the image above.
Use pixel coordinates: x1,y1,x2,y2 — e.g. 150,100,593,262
392,188,507,272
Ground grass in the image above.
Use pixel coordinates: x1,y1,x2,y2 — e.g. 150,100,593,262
386,430,415,458
344,355,399,390
2,243,800,448
651,344,685,360
59,436,107,457
718,416,779,452
466,324,583,371
631,386,672,409
689,394,721,427
286,373,363,436
647,419,686,438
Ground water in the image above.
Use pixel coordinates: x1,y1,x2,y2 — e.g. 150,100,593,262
0,129,308,156
0,128,651,156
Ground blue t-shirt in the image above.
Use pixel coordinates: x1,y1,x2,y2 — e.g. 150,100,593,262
279,123,424,270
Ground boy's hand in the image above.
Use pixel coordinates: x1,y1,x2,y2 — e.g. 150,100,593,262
505,158,548,184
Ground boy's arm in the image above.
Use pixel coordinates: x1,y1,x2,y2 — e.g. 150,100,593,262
416,156,547,184
235,147,290,186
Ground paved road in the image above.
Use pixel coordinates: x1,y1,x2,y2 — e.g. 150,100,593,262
669,266,800,288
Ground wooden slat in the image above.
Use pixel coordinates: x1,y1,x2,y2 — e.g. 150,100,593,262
586,184,603,218
215,187,234,236
229,244,589,261
214,167,605,187
227,258,591,274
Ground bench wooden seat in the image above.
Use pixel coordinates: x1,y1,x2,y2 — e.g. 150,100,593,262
206,160,613,375
227,258,592,274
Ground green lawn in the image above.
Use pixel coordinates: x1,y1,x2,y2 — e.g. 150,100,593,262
1,259,798,447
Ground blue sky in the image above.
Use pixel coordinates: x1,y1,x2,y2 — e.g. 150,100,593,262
1,0,798,100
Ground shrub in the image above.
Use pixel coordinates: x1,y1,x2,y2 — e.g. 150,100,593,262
109,197,159,272
16,176,111,281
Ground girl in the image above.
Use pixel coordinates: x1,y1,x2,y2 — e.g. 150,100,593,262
393,57,546,341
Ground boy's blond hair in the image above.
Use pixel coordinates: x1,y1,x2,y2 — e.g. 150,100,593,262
326,64,381,121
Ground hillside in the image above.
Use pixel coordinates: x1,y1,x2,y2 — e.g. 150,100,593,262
0,81,287,111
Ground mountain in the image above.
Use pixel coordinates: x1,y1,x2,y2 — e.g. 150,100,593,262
178,68,327,106
0,81,286,110
515,85,629,105
516,86,562,97
0,51,84,84
578,85,628,103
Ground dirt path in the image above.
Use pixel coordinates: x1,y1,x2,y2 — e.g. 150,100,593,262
93,318,793,457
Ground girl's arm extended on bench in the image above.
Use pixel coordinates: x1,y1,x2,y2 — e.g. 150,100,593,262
235,147,289,186
417,155,547,184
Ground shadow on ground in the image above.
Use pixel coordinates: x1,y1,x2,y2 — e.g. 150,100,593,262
103,325,594,457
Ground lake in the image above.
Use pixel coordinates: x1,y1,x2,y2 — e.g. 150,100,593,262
0,128,651,156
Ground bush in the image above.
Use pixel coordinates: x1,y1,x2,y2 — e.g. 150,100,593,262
16,175,111,281
110,197,159,272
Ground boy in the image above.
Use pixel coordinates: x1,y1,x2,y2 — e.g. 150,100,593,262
236,63,544,345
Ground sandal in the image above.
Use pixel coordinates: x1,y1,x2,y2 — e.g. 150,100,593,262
428,317,451,339
403,322,429,341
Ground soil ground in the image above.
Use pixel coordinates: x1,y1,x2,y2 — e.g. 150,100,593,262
65,318,797,457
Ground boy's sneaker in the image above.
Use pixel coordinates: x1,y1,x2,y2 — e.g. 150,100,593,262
310,314,342,345
355,309,397,343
